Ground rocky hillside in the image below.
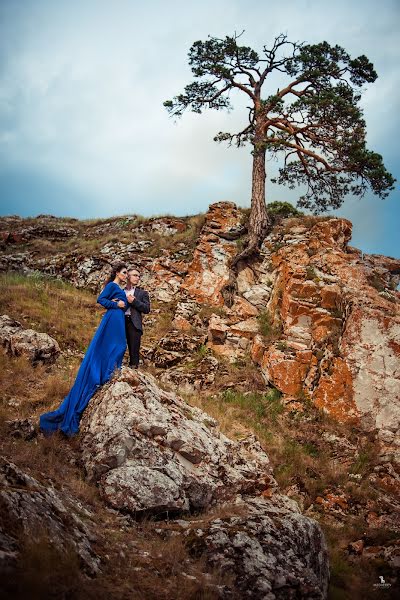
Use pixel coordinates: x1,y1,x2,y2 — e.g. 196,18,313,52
0,203,399,599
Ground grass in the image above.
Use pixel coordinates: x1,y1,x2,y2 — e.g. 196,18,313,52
0,272,101,351
305,265,320,282
221,388,283,422
183,383,396,599
1,534,82,600
132,213,206,259
349,441,380,476
323,520,399,600
1,211,204,262
257,310,283,342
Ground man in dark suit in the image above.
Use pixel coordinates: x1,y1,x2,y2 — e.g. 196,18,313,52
125,268,150,368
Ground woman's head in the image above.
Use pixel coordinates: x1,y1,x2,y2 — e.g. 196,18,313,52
105,262,128,285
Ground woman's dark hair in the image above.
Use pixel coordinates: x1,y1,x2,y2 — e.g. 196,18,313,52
104,262,127,285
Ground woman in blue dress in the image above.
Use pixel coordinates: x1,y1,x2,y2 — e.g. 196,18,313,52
39,263,129,436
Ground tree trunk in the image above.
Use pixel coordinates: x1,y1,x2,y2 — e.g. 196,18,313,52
248,145,271,247
231,142,271,267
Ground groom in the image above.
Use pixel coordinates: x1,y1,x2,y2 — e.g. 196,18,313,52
125,267,150,368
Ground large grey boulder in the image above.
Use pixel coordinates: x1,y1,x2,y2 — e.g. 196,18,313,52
80,368,275,513
179,496,329,599
80,369,329,598
0,314,60,363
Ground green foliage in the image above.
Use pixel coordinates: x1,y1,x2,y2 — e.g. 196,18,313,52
221,388,283,422
266,201,303,218
303,441,319,457
349,450,374,476
275,341,287,351
257,310,282,341
197,344,209,358
305,266,320,282
165,32,395,214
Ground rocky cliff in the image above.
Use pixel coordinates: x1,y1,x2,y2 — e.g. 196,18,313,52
1,204,399,598
4,203,397,461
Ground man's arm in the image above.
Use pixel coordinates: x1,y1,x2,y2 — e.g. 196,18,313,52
130,290,150,314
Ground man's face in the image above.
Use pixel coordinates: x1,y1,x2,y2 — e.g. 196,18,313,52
128,270,140,285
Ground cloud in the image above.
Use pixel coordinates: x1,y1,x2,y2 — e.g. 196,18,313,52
0,0,398,255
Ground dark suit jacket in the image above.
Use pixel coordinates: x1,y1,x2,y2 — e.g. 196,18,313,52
126,287,150,332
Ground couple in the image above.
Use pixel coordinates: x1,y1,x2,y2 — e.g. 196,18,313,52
39,263,150,436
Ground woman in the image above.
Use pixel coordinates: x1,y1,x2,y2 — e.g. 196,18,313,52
39,263,128,436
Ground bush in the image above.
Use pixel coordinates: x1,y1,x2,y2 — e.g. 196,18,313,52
258,311,282,341
266,201,303,218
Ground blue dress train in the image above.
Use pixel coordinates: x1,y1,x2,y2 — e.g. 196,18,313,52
39,282,127,436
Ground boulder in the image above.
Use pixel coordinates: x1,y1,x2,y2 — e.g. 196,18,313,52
181,496,329,599
80,369,275,513
0,315,60,364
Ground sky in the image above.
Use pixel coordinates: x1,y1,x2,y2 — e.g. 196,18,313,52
0,0,399,258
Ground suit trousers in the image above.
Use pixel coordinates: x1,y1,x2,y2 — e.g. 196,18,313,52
125,317,142,367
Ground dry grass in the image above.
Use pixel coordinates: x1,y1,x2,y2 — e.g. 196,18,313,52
0,533,82,600
74,521,236,600
0,272,102,351
322,520,399,600
0,273,238,600
183,384,398,599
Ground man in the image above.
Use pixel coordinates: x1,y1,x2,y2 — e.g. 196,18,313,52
125,268,150,368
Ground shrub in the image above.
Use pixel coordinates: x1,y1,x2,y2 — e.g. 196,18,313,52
266,201,303,218
257,311,282,341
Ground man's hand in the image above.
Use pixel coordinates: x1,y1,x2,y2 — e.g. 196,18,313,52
127,293,136,302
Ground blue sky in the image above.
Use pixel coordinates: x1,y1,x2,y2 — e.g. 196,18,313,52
0,0,399,257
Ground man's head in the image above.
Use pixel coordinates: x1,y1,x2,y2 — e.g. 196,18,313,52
128,268,141,286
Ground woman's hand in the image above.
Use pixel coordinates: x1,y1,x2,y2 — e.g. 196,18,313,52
112,299,126,308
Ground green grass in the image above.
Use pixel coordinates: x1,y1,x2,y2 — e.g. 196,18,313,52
257,310,282,342
221,388,283,422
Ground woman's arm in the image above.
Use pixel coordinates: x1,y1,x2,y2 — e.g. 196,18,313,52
97,283,126,309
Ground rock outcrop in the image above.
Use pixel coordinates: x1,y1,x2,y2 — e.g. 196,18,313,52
0,457,99,576
2,204,398,462
179,496,329,599
1,205,399,460
80,368,275,512
171,205,400,463
181,202,245,306
0,314,60,364
79,368,329,598
248,217,400,463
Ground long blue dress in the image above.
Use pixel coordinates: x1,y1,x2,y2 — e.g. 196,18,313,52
39,282,127,436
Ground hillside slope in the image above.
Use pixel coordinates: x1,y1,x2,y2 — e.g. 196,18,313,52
1,203,399,598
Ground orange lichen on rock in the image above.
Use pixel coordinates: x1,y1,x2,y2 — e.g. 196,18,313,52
181,202,242,306
313,358,359,424
260,346,313,395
